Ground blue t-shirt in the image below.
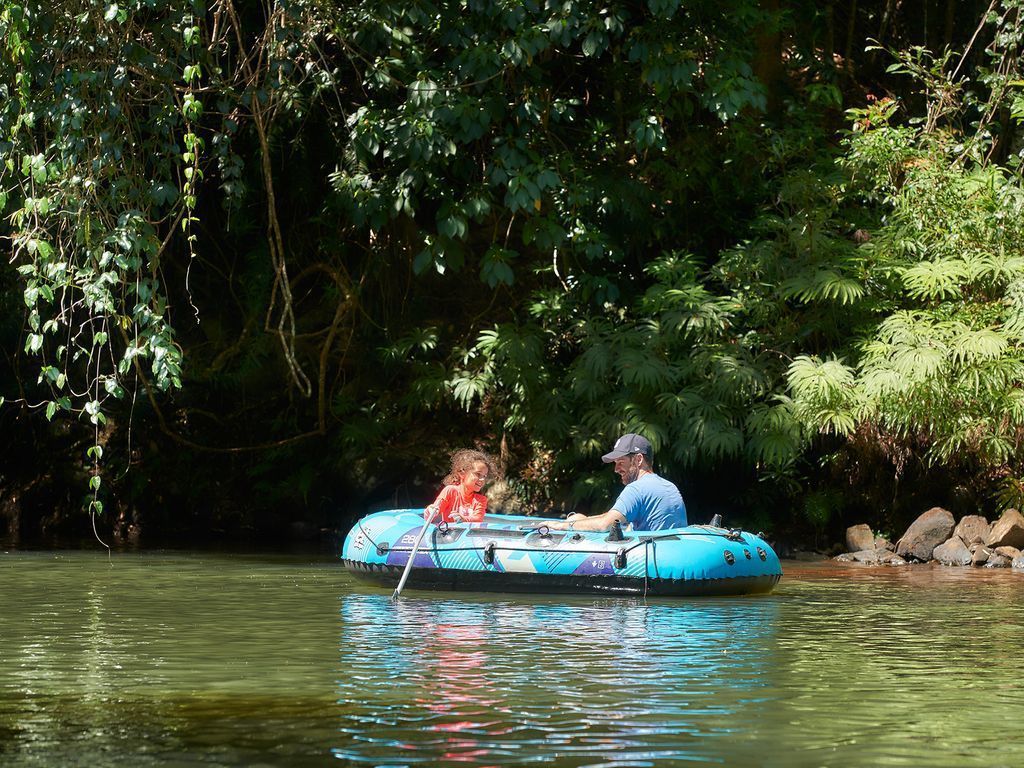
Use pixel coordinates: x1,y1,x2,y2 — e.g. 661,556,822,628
611,473,687,531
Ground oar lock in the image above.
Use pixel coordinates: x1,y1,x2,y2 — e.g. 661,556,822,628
483,541,496,565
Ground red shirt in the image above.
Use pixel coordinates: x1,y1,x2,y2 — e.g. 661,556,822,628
428,484,487,523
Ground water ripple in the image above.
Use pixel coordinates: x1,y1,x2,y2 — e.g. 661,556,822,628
2,553,1024,766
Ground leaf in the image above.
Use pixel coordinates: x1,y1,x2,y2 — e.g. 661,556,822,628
412,248,433,275
900,259,967,300
24,334,43,354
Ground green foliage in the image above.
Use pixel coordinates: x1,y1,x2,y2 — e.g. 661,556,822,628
803,489,842,532
6,0,1024,544
0,0,204,432
787,14,1024,514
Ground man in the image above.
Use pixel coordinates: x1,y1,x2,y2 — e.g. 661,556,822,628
544,433,687,532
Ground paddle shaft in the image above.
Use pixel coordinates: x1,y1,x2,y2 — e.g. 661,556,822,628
392,515,435,599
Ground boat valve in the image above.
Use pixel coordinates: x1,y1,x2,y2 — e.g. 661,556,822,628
376,543,390,556
614,548,627,569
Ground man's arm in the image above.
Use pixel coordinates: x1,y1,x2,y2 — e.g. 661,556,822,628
544,509,626,531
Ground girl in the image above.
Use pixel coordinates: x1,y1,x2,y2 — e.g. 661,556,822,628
425,449,494,524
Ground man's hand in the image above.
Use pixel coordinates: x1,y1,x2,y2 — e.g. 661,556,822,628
544,515,583,531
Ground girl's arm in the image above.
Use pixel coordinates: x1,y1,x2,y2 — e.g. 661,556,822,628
425,485,458,522
461,495,487,522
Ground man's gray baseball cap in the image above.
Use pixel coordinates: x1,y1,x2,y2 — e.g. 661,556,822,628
601,433,652,463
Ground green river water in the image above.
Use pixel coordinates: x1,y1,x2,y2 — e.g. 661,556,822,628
1,550,1021,767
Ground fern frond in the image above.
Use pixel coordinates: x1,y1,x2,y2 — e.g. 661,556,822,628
616,347,673,391
745,401,802,468
859,365,908,397
787,355,856,400
698,419,745,459
574,342,614,388
450,370,491,410
812,407,858,436
973,254,1024,285
891,343,948,379
708,352,769,399
948,328,1007,366
780,269,865,305
1002,278,1024,340
900,258,967,300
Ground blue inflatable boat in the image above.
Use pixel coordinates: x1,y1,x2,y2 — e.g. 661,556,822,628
341,509,782,597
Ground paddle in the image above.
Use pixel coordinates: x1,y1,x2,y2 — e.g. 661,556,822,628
392,511,436,599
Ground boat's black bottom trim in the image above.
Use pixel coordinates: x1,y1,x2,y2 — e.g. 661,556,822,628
341,560,780,597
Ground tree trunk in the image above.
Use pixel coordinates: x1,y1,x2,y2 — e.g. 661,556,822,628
754,0,784,114
845,0,859,72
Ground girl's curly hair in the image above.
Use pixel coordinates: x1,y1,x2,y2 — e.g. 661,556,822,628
443,449,496,486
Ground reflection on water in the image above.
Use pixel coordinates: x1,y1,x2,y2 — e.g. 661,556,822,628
0,553,1023,767
335,595,779,765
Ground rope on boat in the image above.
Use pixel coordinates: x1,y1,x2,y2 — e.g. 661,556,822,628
356,519,749,566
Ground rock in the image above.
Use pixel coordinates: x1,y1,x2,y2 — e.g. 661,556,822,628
875,549,906,566
985,553,1010,568
833,552,855,562
897,507,956,561
845,524,875,553
933,536,972,566
1013,555,1024,569
954,515,990,545
791,550,827,561
985,509,1024,549
874,536,893,551
842,548,908,566
971,546,991,566
996,546,1021,559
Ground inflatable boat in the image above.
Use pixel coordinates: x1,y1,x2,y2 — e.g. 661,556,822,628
341,509,781,597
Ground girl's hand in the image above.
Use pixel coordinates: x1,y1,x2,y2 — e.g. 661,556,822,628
424,504,439,522
450,512,465,523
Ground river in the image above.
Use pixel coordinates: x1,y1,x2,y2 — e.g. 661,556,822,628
1,550,1021,766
